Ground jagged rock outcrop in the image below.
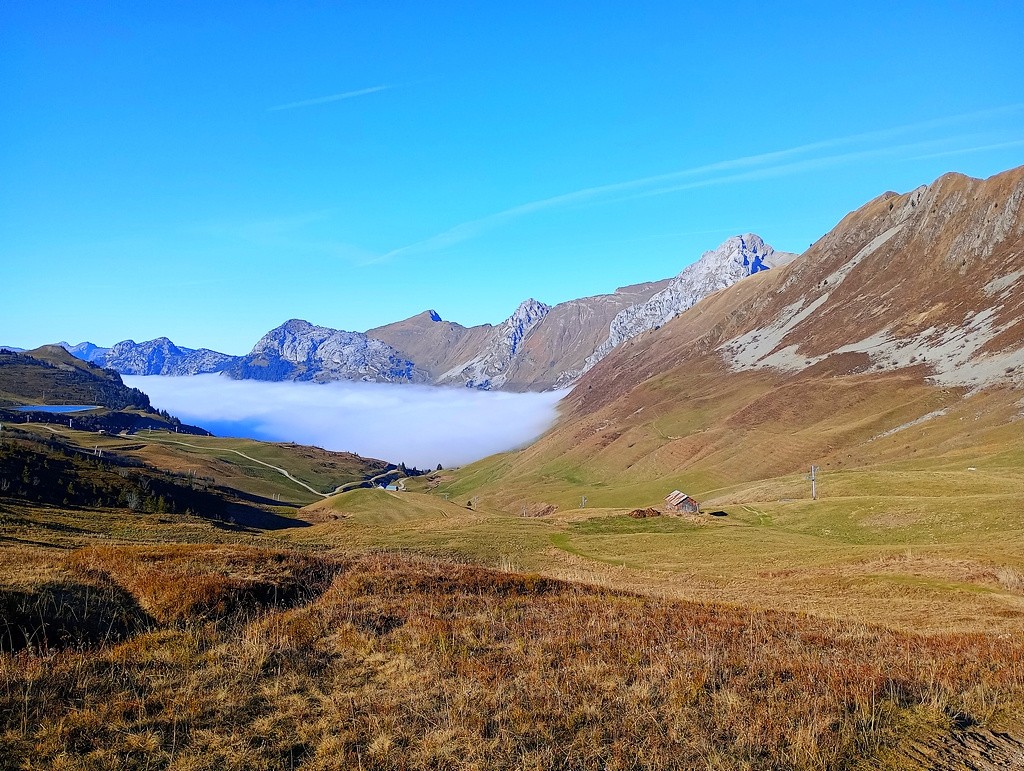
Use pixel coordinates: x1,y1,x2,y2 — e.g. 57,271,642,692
437,299,552,389
60,338,233,375
59,341,109,364
575,234,796,380
99,338,234,376
224,319,427,384
369,279,672,391
479,279,673,391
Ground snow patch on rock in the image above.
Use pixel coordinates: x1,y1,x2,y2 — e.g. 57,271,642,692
720,294,829,371
984,269,1024,297
723,301,1024,391
869,409,949,442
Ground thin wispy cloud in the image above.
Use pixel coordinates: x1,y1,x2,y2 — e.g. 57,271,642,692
617,135,999,203
907,138,1024,162
370,104,1024,264
125,375,567,468
268,85,393,112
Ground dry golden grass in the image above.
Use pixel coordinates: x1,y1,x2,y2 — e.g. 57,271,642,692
2,546,1023,769
66,545,340,625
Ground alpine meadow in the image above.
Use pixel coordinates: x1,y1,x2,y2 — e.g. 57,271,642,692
3,3,1024,769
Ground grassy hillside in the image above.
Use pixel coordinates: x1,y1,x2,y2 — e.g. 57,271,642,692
2,363,1024,767
0,346,213,435
0,425,313,530
383,363,1024,634
0,346,150,410
120,432,397,503
8,423,397,509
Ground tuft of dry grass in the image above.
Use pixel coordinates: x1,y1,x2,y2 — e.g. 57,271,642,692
66,544,342,625
2,548,1022,769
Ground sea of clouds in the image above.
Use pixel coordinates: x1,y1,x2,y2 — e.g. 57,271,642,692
123,374,567,468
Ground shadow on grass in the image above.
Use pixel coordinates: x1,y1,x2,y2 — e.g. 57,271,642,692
221,503,311,530
0,579,153,653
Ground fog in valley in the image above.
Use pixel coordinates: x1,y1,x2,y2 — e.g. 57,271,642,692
124,374,567,468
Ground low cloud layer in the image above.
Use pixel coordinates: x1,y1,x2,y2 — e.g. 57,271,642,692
124,375,567,468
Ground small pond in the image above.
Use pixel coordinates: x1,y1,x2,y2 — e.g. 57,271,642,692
9,405,101,413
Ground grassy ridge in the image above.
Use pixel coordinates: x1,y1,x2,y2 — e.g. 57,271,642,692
9,424,395,508
0,346,150,410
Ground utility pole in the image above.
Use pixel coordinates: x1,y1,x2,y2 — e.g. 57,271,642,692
810,465,819,501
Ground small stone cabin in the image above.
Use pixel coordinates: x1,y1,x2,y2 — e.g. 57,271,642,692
665,490,700,513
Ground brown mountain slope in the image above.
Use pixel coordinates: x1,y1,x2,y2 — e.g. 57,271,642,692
368,279,670,390
497,279,672,390
367,311,495,380
442,166,1024,515
573,165,1024,419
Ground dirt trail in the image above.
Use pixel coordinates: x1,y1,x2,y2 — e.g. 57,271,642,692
134,434,330,498
47,426,391,499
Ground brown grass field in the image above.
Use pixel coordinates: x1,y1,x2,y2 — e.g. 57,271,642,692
3,533,1024,770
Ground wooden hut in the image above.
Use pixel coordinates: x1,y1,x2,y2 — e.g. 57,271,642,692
665,490,700,514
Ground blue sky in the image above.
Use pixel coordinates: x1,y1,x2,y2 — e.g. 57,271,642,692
2,1,1022,354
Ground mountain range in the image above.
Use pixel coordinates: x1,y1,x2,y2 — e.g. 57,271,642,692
575,168,1024,413
38,167,1024,402
53,233,794,391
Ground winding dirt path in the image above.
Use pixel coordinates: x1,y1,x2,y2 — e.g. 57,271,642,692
137,434,330,498
38,425,392,500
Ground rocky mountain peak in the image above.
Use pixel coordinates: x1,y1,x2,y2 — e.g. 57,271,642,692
436,298,552,389
233,318,426,384
276,318,315,335
505,299,551,353
512,298,550,320
574,234,796,379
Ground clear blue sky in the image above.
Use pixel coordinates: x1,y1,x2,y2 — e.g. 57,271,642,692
2,1,1022,354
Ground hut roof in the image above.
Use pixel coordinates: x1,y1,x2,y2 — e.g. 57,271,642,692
665,490,692,506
